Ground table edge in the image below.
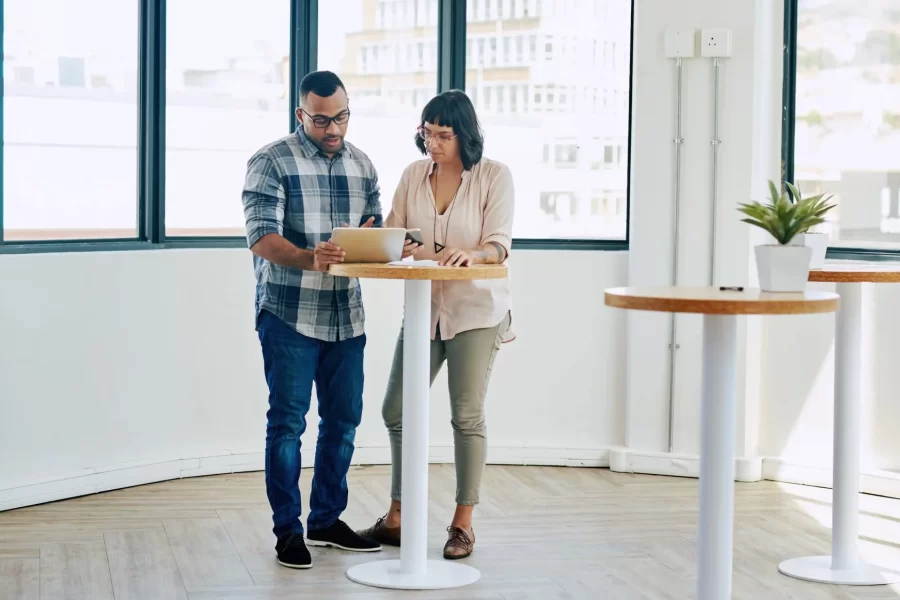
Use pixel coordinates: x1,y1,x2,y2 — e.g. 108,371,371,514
328,263,509,281
808,270,900,283
603,291,840,315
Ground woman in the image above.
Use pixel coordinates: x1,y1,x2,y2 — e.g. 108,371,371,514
357,90,514,559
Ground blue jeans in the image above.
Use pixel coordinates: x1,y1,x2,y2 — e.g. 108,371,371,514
257,310,365,539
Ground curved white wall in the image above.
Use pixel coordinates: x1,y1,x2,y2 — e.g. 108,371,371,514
0,248,629,511
761,282,900,474
6,0,900,513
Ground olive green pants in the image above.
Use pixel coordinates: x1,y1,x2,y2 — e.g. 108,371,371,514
382,313,509,506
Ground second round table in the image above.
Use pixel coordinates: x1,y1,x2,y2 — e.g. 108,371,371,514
778,264,900,585
605,286,840,600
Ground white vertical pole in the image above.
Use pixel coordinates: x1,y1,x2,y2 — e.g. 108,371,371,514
346,276,480,589
697,314,738,600
399,279,431,575
832,281,862,569
667,56,685,454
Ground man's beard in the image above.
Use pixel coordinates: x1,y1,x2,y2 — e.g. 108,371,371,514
312,135,343,153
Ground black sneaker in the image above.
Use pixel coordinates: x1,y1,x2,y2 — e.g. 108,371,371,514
306,519,382,552
275,532,312,569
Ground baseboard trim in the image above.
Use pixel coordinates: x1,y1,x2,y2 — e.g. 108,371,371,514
0,445,610,512
761,457,900,499
6,446,897,512
608,447,763,482
609,449,900,499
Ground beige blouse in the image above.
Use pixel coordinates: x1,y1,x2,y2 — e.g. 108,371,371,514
385,157,515,342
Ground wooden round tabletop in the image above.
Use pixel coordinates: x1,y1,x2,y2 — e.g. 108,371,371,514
328,263,508,281
604,286,840,315
809,261,900,283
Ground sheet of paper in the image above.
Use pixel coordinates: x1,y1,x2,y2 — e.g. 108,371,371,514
388,259,440,266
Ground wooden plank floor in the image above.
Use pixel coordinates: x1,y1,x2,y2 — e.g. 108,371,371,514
1,465,900,599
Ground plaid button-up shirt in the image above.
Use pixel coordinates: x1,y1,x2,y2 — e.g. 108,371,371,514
242,127,383,342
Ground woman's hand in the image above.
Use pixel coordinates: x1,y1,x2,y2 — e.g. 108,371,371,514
439,248,476,267
401,239,421,259
341,216,376,228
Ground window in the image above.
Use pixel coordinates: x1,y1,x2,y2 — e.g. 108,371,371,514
1,0,630,251
555,143,579,168
58,57,86,87
318,0,438,216
787,0,900,250
3,0,139,241
466,0,631,239
164,0,289,237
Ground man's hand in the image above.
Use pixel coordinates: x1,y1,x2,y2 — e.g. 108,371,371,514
312,240,345,271
439,248,475,267
401,239,421,259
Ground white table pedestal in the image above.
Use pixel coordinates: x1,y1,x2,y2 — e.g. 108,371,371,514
697,314,738,600
779,281,900,585
346,279,480,590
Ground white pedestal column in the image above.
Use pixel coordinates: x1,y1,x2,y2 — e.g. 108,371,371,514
346,280,480,590
697,314,738,600
779,282,900,585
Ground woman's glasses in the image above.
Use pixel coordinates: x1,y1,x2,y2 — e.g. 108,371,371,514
417,127,457,145
302,109,350,128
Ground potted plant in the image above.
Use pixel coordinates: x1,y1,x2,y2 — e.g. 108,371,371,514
783,181,834,270
737,180,836,292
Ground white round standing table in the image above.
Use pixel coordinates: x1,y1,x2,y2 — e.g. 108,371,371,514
778,264,900,585
605,286,840,600
329,262,508,590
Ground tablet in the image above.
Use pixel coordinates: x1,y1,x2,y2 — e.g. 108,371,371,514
330,227,407,263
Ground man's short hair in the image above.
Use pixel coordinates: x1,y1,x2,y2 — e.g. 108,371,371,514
299,70,347,103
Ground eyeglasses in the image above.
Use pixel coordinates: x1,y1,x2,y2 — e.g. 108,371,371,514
417,126,457,145
302,109,350,128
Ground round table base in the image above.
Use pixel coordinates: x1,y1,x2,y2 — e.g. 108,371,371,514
779,556,900,585
346,559,481,590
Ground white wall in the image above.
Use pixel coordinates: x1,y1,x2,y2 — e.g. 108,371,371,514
626,0,765,459
0,249,628,509
761,281,900,474
5,0,900,513
620,0,900,496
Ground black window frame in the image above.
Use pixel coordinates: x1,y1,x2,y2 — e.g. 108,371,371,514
0,0,633,255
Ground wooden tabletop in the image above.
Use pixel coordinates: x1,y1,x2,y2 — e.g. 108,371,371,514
604,286,840,315
328,263,508,281
809,261,900,283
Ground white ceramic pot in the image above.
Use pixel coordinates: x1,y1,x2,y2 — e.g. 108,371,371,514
755,244,812,292
792,232,828,269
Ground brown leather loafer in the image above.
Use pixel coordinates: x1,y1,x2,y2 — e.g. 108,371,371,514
443,526,475,559
356,516,401,547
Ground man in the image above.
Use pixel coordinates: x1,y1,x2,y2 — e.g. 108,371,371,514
241,70,382,569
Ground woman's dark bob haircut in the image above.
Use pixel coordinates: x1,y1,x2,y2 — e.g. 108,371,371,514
415,89,484,170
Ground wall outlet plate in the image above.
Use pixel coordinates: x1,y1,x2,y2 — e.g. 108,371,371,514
700,28,732,57
664,29,696,58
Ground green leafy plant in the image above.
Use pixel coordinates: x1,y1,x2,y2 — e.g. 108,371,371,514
737,180,835,245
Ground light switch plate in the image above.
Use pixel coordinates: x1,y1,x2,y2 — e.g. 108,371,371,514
664,29,696,58
700,28,732,57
